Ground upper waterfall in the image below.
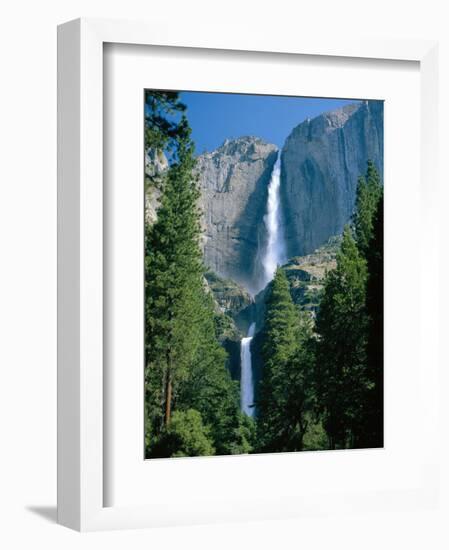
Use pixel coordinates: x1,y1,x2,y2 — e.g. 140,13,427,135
261,152,287,288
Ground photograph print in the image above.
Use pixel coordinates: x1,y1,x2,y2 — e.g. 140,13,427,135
144,90,384,459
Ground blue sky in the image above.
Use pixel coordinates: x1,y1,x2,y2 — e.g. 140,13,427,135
179,91,359,154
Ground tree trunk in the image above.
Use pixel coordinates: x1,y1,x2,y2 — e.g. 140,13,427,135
164,309,174,426
164,369,172,426
297,414,307,451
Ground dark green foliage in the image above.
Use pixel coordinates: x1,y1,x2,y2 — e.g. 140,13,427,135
174,292,253,455
144,91,188,195
257,269,299,451
144,90,187,154
314,161,383,449
257,269,316,452
254,193,383,452
150,409,215,458
301,414,328,451
353,162,384,447
145,118,203,445
315,227,369,449
357,187,384,447
353,160,383,258
144,94,250,458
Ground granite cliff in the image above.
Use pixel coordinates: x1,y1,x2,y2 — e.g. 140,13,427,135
197,136,278,294
280,101,383,257
144,148,168,225
146,101,383,296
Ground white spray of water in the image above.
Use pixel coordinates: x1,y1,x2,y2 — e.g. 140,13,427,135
240,322,256,417
240,152,287,416
261,152,287,287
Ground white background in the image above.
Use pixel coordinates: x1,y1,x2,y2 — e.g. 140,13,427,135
1,0,448,548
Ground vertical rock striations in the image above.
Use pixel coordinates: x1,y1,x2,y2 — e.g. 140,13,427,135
197,137,278,293
281,101,383,257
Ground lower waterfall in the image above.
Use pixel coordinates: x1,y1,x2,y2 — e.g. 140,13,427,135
240,322,256,417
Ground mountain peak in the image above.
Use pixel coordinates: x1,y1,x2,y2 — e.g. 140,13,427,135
199,136,277,161
286,102,363,145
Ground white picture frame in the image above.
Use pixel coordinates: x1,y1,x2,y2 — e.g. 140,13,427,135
57,17,439,531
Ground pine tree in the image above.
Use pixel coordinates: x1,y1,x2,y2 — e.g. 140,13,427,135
174,290,253,455
144,91,187,197
282,312,317,451
352,161,383,448
353,160,383,258
145,117,204,439
358,188,384,447
257,268,314,452
315,226,368,449
144,90,187,153
144,109,251,457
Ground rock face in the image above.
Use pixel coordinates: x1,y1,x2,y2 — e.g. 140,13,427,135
144,148,168,225
205,271,253,323
197,137,278,293
204,271,254,381
282,236,340,318
281,101,383,257
147,102,383,298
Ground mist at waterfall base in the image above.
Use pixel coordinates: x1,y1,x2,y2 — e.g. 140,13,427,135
240,152,287,417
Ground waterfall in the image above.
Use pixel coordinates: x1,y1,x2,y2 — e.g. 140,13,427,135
239,151,287,416
261,151,287,287
240,322,256,417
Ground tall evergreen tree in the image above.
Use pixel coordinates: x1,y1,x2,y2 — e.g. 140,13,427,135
352,161,383,447
315,227,368,449
358,188,384,447
144,105,251,458
144,91,187,196
282,313,317,451
144,90,187,153
353,160,383,258
145,117,203,440
257,268,314,452
175,290,253,455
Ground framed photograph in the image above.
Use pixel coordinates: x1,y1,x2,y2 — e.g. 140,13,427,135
57,18,440,531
